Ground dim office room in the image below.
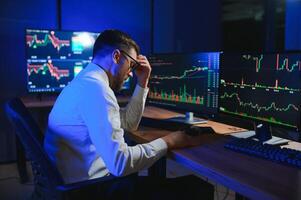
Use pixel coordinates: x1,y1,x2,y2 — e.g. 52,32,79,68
1,0,301,200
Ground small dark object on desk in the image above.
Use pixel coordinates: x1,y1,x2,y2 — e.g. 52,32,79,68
184,126,216,136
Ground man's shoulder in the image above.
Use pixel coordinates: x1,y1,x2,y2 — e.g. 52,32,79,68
75,68,109,90
74,74,117,103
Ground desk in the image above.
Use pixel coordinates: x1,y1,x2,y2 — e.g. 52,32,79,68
21,96,56,108
128,106,301,200
21,95,130,108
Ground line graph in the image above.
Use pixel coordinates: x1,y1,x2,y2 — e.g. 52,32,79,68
276,54,301,72
220,79,300,92
219,107,297,128
242,54,263,72
222,53,301,92
242,54,301,73
26,31,70,51
25,29,100,93
220,92,299,113
150,66,208,80
27,61,70,81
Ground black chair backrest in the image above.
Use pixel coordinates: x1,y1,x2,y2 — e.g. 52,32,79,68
4,98,65,192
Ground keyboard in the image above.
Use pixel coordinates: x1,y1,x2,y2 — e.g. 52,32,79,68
224,137,301,169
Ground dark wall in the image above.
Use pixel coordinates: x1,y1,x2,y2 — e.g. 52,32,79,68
174,0,221,53
0,0,57,162
285,0,301,50
0,0,57,100
61,0,151,54
153,0,221,53
153,0,175,53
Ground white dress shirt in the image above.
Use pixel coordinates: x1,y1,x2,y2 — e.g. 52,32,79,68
44,63,167,183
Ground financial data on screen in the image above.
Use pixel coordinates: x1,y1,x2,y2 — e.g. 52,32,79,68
148,52,219,115
219,52,301,129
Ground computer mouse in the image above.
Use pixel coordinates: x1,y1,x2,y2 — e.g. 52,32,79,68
184,126,215,136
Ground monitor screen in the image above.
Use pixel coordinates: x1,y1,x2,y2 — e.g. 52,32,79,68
219,52,301,130
26,29,131,92
148,52,220,116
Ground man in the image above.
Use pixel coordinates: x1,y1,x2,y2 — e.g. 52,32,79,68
44,29,213,199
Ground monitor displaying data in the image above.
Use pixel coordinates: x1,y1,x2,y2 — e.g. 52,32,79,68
148,52,220,115
26,29,133,92
219,52,301,129
26,29,99,92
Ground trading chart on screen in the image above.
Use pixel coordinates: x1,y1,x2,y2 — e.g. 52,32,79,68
148,52,219,115
219,52,301,129
26,29,99,92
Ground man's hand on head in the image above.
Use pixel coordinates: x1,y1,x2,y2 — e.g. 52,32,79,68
135,55,151,88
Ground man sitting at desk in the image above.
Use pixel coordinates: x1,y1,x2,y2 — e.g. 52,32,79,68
44,29,213,199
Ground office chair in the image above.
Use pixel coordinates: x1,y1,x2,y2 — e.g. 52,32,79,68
3,98,116,199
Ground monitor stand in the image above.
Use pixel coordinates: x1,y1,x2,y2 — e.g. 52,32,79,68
164,112,207,125
250,123,289,145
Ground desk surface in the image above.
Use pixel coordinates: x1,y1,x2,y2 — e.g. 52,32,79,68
143,106,246,134
21,95,130,108
21,96,57,108
129,106,301,200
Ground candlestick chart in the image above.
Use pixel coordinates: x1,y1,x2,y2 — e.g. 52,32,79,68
148,52,219,115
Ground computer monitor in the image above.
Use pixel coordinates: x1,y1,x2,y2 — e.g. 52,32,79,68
219,52,301,140
26,29,131,93
147,52,220,120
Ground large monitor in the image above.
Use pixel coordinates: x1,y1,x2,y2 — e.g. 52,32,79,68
219,52,301,132
148,52,220,118
26,29,131,93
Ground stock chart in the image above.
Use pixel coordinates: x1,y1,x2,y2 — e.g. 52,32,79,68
148,52,219,115
219,53,301,129
26,29,99,92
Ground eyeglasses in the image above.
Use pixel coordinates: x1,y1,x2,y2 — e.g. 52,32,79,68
120,49,141,72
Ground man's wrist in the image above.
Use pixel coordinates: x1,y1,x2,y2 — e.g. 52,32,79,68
137,78,149,88
138,81,148,88
161,135,173,150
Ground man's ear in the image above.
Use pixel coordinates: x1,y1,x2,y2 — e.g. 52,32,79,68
112,49,121,64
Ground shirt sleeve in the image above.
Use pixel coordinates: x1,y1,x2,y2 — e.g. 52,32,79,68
80,82,167,177
120,84,149,131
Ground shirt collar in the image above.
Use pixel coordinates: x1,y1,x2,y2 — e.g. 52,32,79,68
87,62,110,86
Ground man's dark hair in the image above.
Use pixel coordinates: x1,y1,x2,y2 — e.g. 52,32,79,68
93,29,140,58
